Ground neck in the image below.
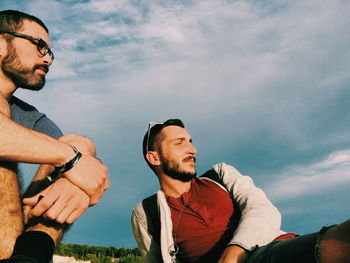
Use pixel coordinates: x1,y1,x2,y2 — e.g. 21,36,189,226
0,73,17,100
158,173,192,198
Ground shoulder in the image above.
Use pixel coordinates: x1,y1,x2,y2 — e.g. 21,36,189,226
132,194,157,223
199,163,243,191
9,96,43,127
9,96,62,138
197,162,241,183
9,96,39,112
198,162,240,176
199,163,242,180
211,162,242,176
200,163,254,190
132,193,160,242
133,202,147,226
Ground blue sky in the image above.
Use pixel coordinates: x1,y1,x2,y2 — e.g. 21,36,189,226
2,0,350,248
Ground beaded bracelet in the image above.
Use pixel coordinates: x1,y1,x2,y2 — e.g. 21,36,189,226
46,145,82,182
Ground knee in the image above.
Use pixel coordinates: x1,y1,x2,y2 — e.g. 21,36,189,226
318,223,350,263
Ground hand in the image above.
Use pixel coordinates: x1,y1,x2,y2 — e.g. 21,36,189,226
23,177,90,224
22,164,55,225
58,134,109,206
217,245,248,263
63,154,109,206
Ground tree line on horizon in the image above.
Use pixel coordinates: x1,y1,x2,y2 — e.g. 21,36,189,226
54,243,143,263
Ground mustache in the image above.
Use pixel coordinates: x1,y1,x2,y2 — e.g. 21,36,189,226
34,64,50,74
183,156,196,163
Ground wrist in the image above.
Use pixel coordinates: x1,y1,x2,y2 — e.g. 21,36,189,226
47,145,82,182
54,143,77,167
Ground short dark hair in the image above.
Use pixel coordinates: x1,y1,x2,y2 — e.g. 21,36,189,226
0,10,48,42
142,119,185,171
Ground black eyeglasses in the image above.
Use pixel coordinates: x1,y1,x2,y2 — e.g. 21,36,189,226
0,31,54,61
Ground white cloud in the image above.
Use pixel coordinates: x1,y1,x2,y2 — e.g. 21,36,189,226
35,0,350,155
27,0,64,22
75,0,131,14
266,149,350,200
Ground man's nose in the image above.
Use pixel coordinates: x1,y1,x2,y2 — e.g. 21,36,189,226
43,53,53,65
188,143,197,155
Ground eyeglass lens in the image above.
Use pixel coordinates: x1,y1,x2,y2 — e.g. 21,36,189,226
38,39,54,60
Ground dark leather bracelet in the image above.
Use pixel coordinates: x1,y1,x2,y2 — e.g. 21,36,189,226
46,145,82,182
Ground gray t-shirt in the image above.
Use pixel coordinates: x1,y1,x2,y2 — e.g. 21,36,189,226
9,96,63,139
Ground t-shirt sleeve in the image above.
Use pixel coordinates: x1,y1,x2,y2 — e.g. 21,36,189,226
33,115,63,139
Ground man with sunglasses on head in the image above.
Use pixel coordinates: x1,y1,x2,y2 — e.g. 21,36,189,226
131,119,350,263
0,9,109,261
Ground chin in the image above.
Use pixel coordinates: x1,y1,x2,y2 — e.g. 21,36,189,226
188,169,196,175
184,165,196,175
183,169,196,177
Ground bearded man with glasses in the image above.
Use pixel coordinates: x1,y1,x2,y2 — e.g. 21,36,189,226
132,119,350,263
0,10,109,262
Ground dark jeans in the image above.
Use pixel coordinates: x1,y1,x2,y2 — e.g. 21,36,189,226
245,227,333,263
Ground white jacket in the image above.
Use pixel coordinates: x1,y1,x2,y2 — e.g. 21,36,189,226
131,163,284,263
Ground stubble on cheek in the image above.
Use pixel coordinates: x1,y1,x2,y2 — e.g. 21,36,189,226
2,43,46,90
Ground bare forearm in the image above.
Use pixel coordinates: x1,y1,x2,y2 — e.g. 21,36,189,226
0,113,74,166
3,94,108,205
0,94,72,168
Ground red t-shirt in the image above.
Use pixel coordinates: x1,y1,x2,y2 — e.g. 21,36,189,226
166,178,241,263
166,178,298,262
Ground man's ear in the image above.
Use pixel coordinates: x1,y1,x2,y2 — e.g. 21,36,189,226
0,38,7,59
0,37,8,58
146,151,161,166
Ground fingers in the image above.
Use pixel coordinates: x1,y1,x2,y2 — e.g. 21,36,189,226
90,166,109,206
24,188,57,218
23,188,50,207
66,209,86,224
57,200,89,224
22,196,39,207
22,205,32,225
104,177,110,191
41,193,89,224
64,155,109,206
23,178,90,224
88,171,109,206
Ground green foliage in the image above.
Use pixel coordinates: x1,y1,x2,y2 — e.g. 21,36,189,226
99,256,112,263
54,243,142,263
84,254,98,263
118,255,143,263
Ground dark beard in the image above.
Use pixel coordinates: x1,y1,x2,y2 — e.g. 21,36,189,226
161,158,197,182
2,43,46,91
